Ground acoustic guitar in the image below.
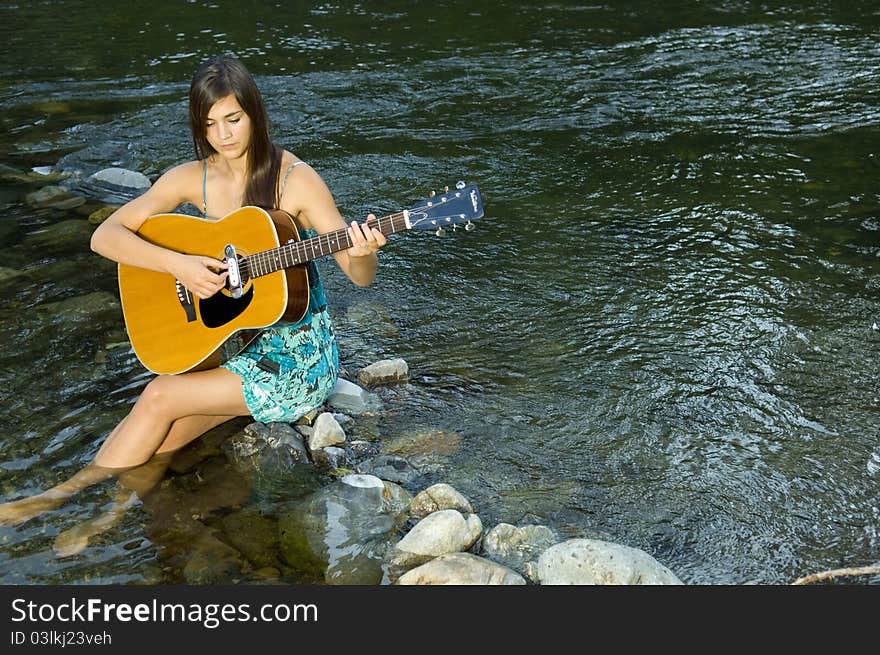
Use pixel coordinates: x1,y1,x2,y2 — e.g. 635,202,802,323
118,182,484,374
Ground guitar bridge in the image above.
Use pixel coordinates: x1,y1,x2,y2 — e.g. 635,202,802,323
224,244,243,299
176,280,196,323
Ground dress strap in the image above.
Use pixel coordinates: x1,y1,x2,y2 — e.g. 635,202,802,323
202,159,208,217
279,160,306,201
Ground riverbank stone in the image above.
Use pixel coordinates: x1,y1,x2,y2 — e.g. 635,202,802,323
326,378,382,414
88,167,151,191
308,412,346,449
357,358,409,387
409,483,473,519
389,509,483,571
535,538,683,585
396,552,526,585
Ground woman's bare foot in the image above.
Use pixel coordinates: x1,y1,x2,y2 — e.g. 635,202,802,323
0,492,66,527
53,491,138,557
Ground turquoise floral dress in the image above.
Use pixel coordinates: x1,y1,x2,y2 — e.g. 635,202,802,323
221,243,340,423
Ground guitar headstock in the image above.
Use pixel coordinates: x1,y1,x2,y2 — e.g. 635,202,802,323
406,181,484,235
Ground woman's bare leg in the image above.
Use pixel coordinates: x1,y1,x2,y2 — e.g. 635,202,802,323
0,368,248,527
94,368,249,468
52,414,241,556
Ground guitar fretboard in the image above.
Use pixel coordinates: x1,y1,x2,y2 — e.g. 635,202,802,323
240,211,409,278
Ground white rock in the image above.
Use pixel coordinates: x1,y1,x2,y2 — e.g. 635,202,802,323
396,552,526,585
396,509,482,557
89,167,151,190
308,412,346,449
536,538,683,585
340,474,384,489
326,378,381,415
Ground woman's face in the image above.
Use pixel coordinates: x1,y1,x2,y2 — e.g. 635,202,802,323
205,94,252,160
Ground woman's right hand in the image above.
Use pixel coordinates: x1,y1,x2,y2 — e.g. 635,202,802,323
169,253,228,299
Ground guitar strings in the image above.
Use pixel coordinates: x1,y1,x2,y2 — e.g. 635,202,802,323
240,211,408,279
236,192,471,279
240,201,461,278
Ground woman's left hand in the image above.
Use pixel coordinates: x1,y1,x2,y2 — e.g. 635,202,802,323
347,214,387,257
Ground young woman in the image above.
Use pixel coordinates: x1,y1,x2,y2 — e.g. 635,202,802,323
0,56,386,552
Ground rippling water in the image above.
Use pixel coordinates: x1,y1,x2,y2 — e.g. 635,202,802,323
1,1,878,584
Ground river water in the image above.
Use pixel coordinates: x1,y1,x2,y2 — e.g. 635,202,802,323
0,1,878,584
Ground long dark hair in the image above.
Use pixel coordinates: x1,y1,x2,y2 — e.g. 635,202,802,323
189,56,282,209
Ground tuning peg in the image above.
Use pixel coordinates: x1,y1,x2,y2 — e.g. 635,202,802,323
456,180,466,189
429,190,436,198
435,226,447,237
465,221,475,231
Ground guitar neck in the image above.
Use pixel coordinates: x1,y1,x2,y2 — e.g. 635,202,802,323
242,210,409,278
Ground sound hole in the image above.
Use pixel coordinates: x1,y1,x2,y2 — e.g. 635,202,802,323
199,284,254,328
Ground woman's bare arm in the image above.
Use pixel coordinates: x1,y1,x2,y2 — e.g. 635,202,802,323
279,162,385,287
90,162,228,299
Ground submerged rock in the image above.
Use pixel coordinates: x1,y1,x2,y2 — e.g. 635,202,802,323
25,185,85,210
381,427,463,475
309,446,349,470
481,523,558,578
0,163,69,186
0,267,29,287
224,422,310,470
87,206,119,224
21,219,93,255
357,454,422,486
34,291,120,325
277,474,411,584
223,422,319,502
218,507,281,570
182,530,245,584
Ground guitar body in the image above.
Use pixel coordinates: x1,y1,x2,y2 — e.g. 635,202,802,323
118,206,309,375
115,182,484,376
